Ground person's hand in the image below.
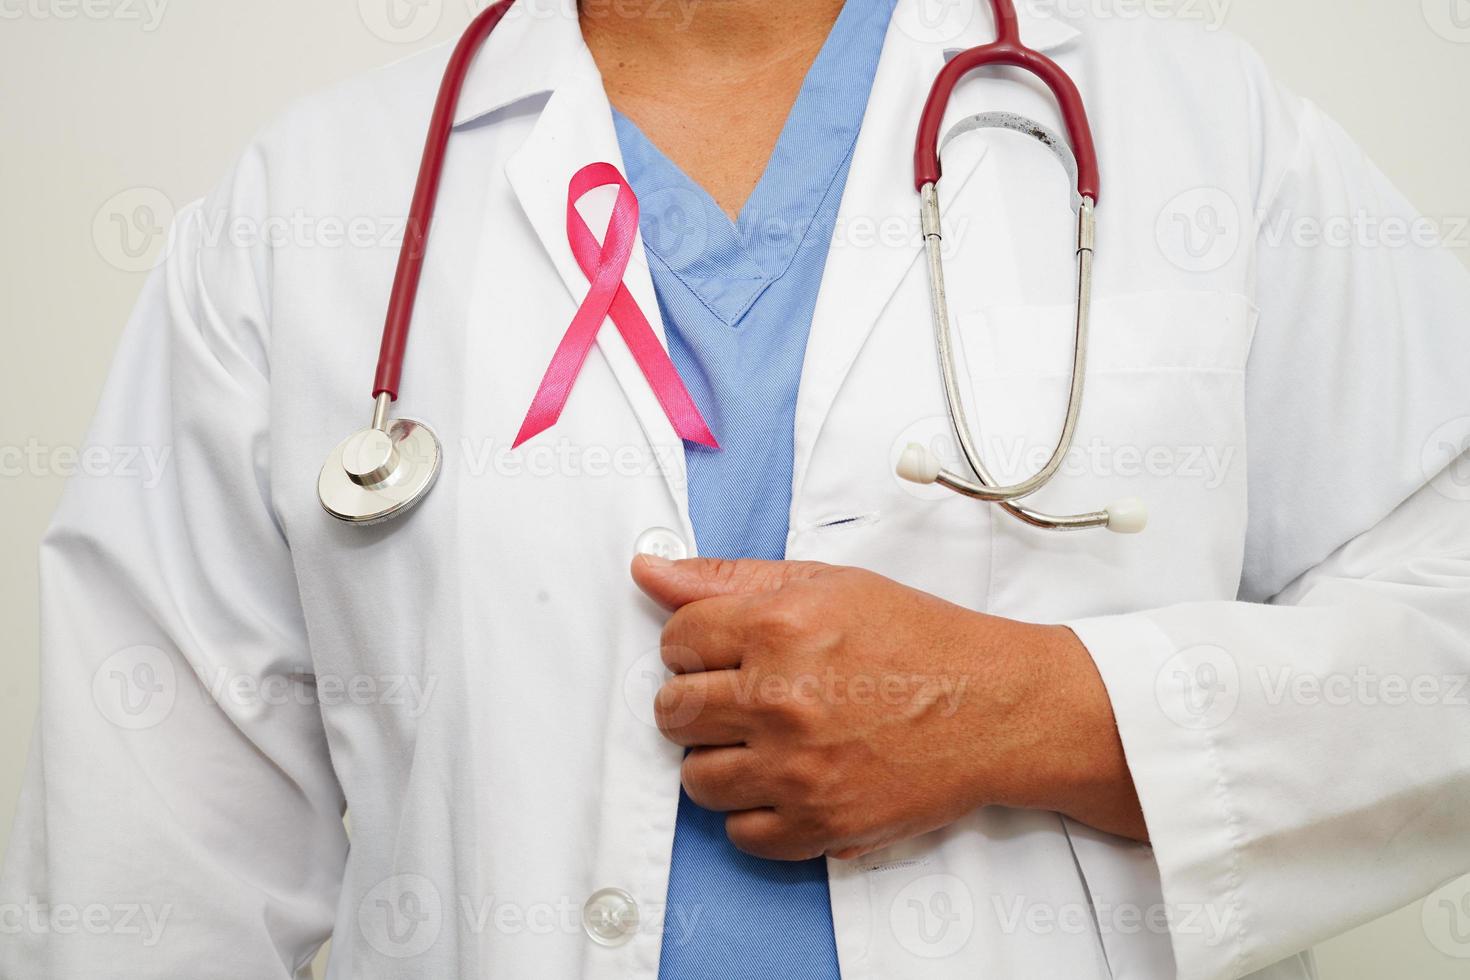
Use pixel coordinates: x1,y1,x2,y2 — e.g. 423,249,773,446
631,555,1147,861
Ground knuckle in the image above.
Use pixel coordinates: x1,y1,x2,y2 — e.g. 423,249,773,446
660,615,705,673
758,683,820,733
785,804,842,852
680,758,712,805
655,678,707,734
751,594,810,641
816,806,853,843
652,681,683,732
724,814,774,858
660,641,705,676
782,756,826,798
701,558,746,590
727,815,819,862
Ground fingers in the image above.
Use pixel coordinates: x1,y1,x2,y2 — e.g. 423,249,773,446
655,672,752,747
724,809,825,862
632,555,829,610
681,747,768,812
660,595,749,673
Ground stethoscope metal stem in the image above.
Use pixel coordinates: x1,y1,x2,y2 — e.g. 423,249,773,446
916,184,1110,530
371,392,392,433
921,184,1094,505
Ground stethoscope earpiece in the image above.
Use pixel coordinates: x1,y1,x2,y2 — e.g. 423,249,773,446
897,444,1148,535
1103,499,1148,535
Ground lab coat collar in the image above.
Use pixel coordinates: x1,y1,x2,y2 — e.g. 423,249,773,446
498,30,696,539
449,0,1082,130
451,0,584,129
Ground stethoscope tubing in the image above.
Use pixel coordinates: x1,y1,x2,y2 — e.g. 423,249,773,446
373,0,517,402
913,0,1100,203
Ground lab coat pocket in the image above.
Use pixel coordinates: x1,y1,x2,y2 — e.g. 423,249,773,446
1060,818,1178,980
952,290,1258,622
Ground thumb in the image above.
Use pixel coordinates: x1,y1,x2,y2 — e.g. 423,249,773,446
631,555,829,610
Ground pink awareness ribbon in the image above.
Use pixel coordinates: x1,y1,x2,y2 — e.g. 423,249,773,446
512,162,719,450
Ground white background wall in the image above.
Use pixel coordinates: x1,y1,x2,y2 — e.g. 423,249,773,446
1,1,1467,976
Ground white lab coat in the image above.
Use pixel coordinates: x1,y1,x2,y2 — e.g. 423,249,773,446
3,1,1468,978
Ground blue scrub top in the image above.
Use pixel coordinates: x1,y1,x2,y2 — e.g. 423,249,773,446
611,0,896,975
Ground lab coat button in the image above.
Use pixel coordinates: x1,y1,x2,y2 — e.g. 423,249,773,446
634,527,689,561
582,887,639,946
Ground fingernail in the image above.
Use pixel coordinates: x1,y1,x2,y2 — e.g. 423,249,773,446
638,553,673,568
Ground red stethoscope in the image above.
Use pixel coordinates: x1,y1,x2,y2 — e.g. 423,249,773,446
319,0,1146,535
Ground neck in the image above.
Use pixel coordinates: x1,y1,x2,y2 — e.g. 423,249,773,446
580,0,846,79
579,0,851,220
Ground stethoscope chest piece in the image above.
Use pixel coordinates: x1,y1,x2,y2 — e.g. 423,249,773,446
319,398,442,525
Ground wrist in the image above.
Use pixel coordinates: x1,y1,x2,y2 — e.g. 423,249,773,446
970,620,1146,840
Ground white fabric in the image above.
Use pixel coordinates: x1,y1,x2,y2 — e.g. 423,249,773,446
3,1,1468,978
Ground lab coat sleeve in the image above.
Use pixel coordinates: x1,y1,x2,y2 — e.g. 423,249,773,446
1067,76,1470,980
0,149,348,979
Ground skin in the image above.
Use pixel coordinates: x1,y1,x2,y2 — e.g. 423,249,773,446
633,556,1148,861
581,0,847,219
585,1,1146,858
